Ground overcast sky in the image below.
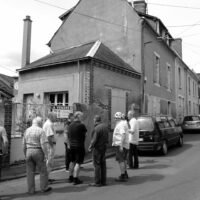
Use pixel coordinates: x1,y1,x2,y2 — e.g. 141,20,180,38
1,0,200,76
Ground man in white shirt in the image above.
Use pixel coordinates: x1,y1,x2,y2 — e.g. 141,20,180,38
112,112,129,182
43,112,57,183
127,110,139,169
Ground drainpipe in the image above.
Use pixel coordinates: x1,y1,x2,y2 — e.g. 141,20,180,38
77,60,81,103
185,68,188,115
140,18,145,114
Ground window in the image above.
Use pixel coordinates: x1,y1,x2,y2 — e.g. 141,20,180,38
167,101,171,115
48,92,69,106
178,68,181,89
168,119,176,128
188,77,191,95
154,53,160,85
189,101,191,114
167,64,171,90
163,121,170,128
137,117,154,131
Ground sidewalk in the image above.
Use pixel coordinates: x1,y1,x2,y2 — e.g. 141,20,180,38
1,147,115,182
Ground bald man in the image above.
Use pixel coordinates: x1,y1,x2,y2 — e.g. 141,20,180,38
23,117,51,194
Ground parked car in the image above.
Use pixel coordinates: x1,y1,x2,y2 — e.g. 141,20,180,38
136,115,183,155
181,115,200,133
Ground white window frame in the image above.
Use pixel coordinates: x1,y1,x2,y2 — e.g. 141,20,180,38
48,92,69,106
178,67,181,89
167,63,171,91
154,52,160,86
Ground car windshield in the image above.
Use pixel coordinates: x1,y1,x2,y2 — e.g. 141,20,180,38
137,117,154,131
184,116,199,121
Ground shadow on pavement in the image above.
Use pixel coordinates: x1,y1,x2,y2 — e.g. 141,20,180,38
140,164,170,170
0,190,53,200
106,173,164,186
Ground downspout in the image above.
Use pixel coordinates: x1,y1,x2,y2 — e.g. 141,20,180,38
140,18,145,114
77,60,81,103
185,68,188,115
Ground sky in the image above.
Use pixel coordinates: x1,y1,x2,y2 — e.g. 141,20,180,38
0,0,200,76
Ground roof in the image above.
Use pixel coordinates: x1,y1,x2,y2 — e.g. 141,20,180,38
18,41,140,76
0,73,14,86
59,0,81,21
137,12,173,39
0,73,14,97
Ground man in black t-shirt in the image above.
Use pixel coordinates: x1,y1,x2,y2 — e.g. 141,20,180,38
68,111,87,185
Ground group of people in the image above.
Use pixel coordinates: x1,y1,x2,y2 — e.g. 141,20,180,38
2,108,139,194
22,111,89,194
62,109,139,186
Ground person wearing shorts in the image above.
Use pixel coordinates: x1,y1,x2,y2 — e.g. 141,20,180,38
67,111,87,185
112,112,129,182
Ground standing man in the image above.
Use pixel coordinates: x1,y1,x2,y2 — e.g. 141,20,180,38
68,111,87,185
43,112,57,183
112,112,129,182
23,117,51,194
88,115,109,187
63,112,74,171
127,110,139,169
0,125,8,181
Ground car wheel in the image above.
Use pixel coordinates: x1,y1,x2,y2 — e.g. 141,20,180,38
177,136,183,147
161,141,168,155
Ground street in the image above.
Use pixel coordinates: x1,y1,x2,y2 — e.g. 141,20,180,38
1,133,200,200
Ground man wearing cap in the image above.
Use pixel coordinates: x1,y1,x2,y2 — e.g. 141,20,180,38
88,115,109,187
112,112,129,182
67,111,87,185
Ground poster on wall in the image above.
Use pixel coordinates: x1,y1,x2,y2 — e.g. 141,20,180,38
52,105,73,119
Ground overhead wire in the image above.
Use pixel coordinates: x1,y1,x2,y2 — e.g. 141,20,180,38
0,65,17,73
32,0,200,70
32,0,141,33
149,2,200,10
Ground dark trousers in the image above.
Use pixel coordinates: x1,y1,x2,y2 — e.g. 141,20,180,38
128,143,139,168
64,143,70,170
92,148,107,185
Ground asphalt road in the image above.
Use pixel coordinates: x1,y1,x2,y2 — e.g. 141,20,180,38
1,133,200,200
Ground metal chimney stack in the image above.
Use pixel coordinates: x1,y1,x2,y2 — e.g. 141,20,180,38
21,15,32,68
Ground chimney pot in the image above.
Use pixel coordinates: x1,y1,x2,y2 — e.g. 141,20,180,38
133,0,147,14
